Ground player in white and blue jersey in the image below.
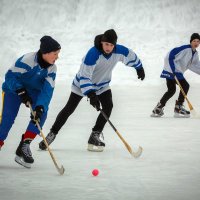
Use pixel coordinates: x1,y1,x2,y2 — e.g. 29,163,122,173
151,33,200,118
39,29,145,152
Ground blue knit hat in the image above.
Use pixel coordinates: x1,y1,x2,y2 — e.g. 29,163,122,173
40,36,61,54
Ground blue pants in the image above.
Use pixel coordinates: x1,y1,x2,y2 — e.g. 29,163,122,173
0,91,47,142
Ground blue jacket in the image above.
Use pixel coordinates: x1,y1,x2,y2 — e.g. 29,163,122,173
2,52,57,112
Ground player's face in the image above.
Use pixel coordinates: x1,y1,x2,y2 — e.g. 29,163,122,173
191,39,200,49
43,50,60,64
101,42,115,54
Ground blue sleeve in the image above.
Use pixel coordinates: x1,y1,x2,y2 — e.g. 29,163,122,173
115,45,143,69
4,56,30,92
84,47,101,66
4,70,23,92
115,45,129,57
36,71,56,112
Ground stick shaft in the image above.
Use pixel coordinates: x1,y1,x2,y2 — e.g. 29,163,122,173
99,109,133,155
174,76,194,110
29,104,64,175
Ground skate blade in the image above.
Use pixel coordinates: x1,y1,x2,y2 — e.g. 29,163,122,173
150,113,163,118
87,144,104,152
15,155,31,169
174,113,190,118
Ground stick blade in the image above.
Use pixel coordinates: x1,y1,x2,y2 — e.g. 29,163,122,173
190,109,197,117
131,146,143,158
57,165,65,175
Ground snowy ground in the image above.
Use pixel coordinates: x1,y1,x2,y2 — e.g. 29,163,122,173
1,83,200,200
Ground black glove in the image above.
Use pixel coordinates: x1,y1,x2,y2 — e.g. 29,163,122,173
87,91,100,111
16,88,32,107
31,106,44,124
136,67,145,80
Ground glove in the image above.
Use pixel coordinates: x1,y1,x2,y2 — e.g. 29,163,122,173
16,88,32,107
136,67,145,80
31,106,44,124
87,91,100,111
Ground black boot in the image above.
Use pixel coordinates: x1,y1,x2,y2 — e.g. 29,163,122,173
87,130,105,152
174,100,190,118
15,135,34,168
39,130,56,150
15,134,24,158
151,102,164,117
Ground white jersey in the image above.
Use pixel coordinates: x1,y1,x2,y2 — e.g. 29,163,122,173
72,44,142,96
161,44,200,79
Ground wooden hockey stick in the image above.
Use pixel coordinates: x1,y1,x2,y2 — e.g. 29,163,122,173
99,108,143,158
174,76,196,116
29,103,65,175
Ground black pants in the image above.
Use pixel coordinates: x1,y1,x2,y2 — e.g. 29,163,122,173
51,90,113,134
160,79,190,106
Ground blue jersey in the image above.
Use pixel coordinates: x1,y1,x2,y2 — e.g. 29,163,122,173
2,52,57,112
72,44,143,96
161,44,200,79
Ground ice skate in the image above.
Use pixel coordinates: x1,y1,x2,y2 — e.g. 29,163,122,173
15,136,34,168
87,130,105,152
174,101,190,118
39,131,56,150
151,102,164,117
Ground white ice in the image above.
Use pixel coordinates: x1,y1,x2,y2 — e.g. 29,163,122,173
0,0,200,200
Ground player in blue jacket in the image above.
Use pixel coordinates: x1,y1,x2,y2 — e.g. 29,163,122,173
0,36,61,168
151,33,200,118
39,29,145,152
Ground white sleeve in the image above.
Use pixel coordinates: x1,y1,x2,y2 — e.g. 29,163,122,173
189,54,200,75
122,49,142,69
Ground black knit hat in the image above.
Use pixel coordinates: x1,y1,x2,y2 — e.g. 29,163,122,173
101,29,118,45
190,33,200,43
40,36,61,54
